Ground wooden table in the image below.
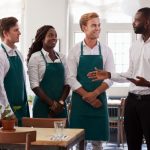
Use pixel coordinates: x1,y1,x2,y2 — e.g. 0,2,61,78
0,127,85,150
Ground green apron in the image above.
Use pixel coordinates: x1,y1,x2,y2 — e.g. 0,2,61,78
70,42,109,141
33,51,67,118
1,44,30,126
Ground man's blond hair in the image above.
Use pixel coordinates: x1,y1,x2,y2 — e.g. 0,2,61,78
79,12,99,31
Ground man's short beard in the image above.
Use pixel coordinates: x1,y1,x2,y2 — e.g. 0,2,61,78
134,27,145,34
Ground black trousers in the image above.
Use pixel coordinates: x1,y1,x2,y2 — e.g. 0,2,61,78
124,93,150,150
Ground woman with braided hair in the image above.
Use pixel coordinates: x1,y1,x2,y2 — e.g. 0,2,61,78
27,25,70,118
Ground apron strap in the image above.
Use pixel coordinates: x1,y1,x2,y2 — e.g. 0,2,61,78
55,51,63,63
40,50,63,64
98,42,102,56
1,44,19,59
81,41,84,56
80,41,102,56
1,44,10,58
40,51,47,65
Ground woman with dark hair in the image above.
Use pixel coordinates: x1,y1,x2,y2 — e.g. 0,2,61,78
27,25,70,118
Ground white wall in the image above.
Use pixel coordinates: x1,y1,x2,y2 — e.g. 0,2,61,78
23,0,68,57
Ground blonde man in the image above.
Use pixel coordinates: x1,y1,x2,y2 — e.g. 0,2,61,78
67,12,115,150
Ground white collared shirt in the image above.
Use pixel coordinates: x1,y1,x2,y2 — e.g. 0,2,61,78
0,42,23,114
111,37,150,95
67,41,115,91
27,48,69,89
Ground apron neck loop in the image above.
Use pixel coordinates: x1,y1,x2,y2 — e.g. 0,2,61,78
81,41,102,55
40,50,63,64
1,43,18,59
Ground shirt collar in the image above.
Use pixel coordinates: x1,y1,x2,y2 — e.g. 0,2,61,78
41,48,59,58
1,42,17,53
146,37,150,43
82,40,99,48
139,36,150,43
41,48,49,56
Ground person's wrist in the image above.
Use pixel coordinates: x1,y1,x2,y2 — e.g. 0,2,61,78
94,89,99,97
82,92,88,100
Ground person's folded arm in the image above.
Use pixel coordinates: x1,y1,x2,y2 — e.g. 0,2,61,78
75,87,102,108
59,84,70,104
32,87,54,106
93,82,109,96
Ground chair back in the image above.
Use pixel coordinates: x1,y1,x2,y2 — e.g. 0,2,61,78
22,117,67,128
0,130,36,150
120,98,126,119
108,98,126,147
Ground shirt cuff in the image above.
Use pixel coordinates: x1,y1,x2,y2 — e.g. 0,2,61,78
71,82,82,91
111,72,118,80
30,83,39,89
103,79,113,87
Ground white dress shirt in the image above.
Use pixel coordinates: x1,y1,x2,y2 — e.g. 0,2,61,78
67,41,115,91
0,42,24,114
28,48,69,90
111,37,150,95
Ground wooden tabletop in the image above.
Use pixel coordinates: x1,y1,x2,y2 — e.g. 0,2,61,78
4,127,85,148
0,127,35,133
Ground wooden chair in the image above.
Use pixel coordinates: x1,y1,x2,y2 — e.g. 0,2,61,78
22,117,67,128
119,98,126,146
0,130,36,150
109,98,126,147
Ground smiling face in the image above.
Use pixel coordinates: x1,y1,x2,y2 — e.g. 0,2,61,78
82,17,101,40
43,28,57,49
